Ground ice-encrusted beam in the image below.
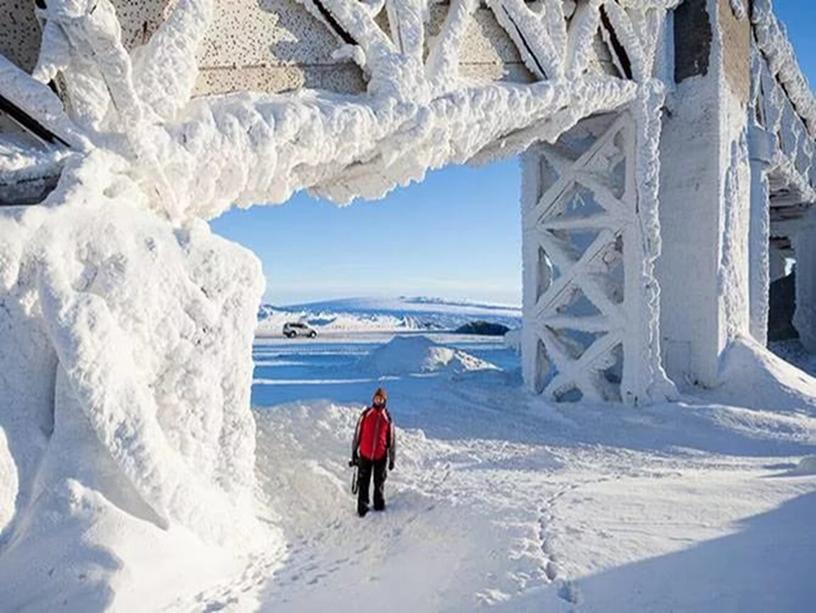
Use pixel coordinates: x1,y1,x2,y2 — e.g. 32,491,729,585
602,2,645,81
167,77,638,219
486,0,565,80
33,0,147,133
752,0,816,138
600,3,634,80
0,93,68,149
296,0,424,100
385,0,427,60
0,55,84,149
565,0,602,79
756,37,816,201
131,0,215,121
425,0,479,86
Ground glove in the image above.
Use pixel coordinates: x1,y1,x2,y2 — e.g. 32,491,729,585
350,452,359,467
388,460,395,471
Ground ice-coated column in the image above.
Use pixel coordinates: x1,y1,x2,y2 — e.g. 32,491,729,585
793,212,816,353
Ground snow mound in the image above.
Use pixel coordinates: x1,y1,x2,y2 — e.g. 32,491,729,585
702,338,816,413
358,335,499,376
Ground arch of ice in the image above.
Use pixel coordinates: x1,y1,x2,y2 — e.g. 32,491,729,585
0,0,814,606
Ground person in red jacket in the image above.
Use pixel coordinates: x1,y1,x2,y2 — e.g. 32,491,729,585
351,387,396,517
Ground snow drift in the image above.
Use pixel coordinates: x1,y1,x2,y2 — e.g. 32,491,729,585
357,335,499,377
704,337,816,414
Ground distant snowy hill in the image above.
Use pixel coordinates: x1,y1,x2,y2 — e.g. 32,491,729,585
257,296,521,335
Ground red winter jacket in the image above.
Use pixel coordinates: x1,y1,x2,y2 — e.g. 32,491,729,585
352,406,396,463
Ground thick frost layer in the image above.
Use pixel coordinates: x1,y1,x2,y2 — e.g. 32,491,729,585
0,175,273,604
157,78,637,221
18,0,664,223
752,0,816,137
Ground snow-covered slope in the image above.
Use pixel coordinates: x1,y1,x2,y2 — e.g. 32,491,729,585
257,296,522,335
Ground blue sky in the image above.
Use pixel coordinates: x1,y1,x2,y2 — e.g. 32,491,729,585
212,159,523,306
212,2,815,307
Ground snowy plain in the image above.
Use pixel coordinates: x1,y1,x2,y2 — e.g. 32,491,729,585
174,320,816,612
256,296,522,335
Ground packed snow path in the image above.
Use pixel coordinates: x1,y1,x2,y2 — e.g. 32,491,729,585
172,336,816,612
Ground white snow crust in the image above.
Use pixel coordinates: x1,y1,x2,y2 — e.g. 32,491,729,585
0,184,281,608
752,0,816,138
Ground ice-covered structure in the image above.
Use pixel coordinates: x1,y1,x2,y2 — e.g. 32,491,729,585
0,0,814,606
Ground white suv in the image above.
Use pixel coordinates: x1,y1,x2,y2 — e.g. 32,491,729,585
283,322,317,338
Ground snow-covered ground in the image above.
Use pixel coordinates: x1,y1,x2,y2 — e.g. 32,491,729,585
179,332,816,612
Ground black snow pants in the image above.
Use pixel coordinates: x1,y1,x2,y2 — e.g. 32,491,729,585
357,456,387,516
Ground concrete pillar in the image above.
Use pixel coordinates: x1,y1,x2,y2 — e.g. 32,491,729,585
748,121,774,346
520,148,549,393
793,212,816,353
658,0,752,387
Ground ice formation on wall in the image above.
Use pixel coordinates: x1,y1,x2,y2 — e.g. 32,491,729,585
748,0,816,352
0,159,269,607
